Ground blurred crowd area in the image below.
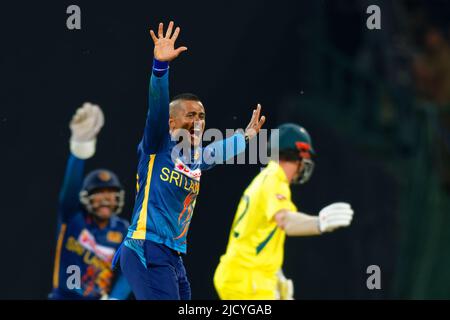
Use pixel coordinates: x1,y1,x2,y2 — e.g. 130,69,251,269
324,0,450,297
409,6,450,193
279,0,450,298
359,0,450,192
317,0,450,193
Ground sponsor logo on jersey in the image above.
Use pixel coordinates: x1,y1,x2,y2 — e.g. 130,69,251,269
174,158,202,181
78,229,115,262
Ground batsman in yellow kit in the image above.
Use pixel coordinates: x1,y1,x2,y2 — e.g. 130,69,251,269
214,123,355,300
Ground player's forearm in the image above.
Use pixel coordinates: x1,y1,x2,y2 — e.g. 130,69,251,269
282,211,321,236
142,59,170,153
58,154,85,213
201,131,246,168
216,131,246,162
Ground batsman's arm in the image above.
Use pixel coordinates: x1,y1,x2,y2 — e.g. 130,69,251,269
274,202,354,236
275,210,321,236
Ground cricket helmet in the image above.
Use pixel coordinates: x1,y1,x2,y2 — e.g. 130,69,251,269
270,123,315,184
79,169,125,215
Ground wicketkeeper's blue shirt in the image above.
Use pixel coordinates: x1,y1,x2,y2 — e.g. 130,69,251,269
50,155,131,300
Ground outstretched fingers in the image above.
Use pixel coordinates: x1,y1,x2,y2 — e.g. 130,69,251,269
257,115,266,131
158,22,164,38
253,104,265,131
248,109,257,127
175,46,188,55
171,27,181,42
254,104,261,122
165,21,174,38
149,29,158,43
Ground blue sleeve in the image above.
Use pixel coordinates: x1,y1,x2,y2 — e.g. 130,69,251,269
200,132,246,171
58,154,85,222
142,59,170,154
109,271,131,300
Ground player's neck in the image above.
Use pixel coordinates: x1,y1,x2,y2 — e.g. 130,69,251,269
278,161,296,183
93,216,110,229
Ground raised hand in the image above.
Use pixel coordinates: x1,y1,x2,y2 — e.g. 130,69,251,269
70,102,104,143
69,102,104,159
244,104,266,141
149,21,188,62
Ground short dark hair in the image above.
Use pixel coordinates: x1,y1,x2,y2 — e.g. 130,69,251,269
170,93,201,103
169,93,203,117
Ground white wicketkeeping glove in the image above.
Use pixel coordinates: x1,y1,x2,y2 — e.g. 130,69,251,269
318,202,354,233
69,102,104,159
276,270,294,300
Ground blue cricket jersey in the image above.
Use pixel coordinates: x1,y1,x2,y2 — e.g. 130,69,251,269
126,59,246,254
50,154,131,300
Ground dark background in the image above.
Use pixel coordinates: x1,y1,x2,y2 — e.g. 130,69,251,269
1,0,449,299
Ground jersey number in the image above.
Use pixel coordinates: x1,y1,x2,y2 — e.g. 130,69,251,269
232,195,249,238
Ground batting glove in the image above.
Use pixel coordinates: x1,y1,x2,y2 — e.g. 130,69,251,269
276,269,294,300
318,202,354,233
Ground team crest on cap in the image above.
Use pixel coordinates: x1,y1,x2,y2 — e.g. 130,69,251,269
98,171,111,182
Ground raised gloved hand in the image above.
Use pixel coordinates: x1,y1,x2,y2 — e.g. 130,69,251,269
69,102,104,159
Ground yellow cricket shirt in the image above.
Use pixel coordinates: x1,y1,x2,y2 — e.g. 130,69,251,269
214,160,297,297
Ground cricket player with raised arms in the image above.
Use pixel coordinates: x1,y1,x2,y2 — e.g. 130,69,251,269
50,103,130,300
115,21,266,300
